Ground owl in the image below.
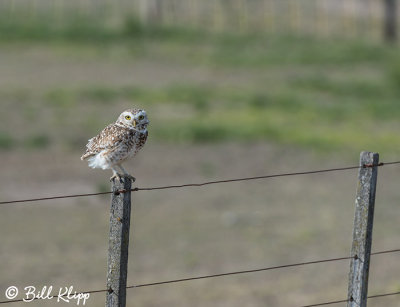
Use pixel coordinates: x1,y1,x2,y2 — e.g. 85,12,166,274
81,108,149,182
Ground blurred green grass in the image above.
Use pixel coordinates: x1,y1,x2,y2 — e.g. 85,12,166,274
1,12,400,154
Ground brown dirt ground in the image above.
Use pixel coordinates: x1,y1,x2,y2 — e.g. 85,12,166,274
0,142,399,307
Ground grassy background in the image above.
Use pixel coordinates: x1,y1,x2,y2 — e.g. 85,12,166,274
1,15,400,154
1,5,400,307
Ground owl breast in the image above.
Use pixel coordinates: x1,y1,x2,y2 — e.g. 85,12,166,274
109,129,147,164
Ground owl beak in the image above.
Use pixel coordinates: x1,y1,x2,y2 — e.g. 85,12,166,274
133,120,137,128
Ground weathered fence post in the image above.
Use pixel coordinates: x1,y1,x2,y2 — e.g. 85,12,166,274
139,0,162,25
106,177,132,307
384,0,397,42
347,151,379,307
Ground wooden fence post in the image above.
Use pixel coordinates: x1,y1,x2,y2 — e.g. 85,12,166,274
139,0,162,25
384,0,397,42
347,151,379,307
106,177,132,307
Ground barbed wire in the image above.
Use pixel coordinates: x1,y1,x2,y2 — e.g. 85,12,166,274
134,161,399,192
0,248,399,305
126,248,400,289
368,290,400,300
1,160,399,205
2,289,399,306
301,291,400,307
0,191,113,205
0,161,399,305
299,298,349,307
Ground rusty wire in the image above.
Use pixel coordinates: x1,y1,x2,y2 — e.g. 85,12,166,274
1,161,399,205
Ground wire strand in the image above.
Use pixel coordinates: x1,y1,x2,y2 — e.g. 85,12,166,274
2,290,399,306
0,191,113,205
0,249,399,305
1,161,399,205
136,160,400,192
126,248,400,288
368,290,400,300
300,291,400,307
134,165,365,191
128,255,354,288
299,298,349,307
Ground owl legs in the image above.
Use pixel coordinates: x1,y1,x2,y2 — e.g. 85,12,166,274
109,164,136,182
118,165,136,182
110,167,122,182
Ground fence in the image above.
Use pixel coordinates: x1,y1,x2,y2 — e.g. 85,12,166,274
1,0,398,41
1,151,400,306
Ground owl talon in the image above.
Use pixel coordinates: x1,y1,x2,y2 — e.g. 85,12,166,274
109,173,135,183
110,173,122,182
124,175,136,182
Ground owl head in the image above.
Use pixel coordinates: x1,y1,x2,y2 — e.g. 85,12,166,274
116,109,149,132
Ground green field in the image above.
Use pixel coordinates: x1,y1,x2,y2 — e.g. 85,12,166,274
1,15,400,155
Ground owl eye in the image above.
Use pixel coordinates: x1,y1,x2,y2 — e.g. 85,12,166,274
138,115,144,120
125,115,131,120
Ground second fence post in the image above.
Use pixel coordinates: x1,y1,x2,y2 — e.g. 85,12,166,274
384,0,397,42
106,177,132,307
347,151,379,307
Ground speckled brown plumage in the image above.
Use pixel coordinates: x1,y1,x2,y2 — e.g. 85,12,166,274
81,109,149,181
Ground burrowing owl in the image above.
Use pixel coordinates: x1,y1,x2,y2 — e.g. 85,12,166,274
81,108,149,182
